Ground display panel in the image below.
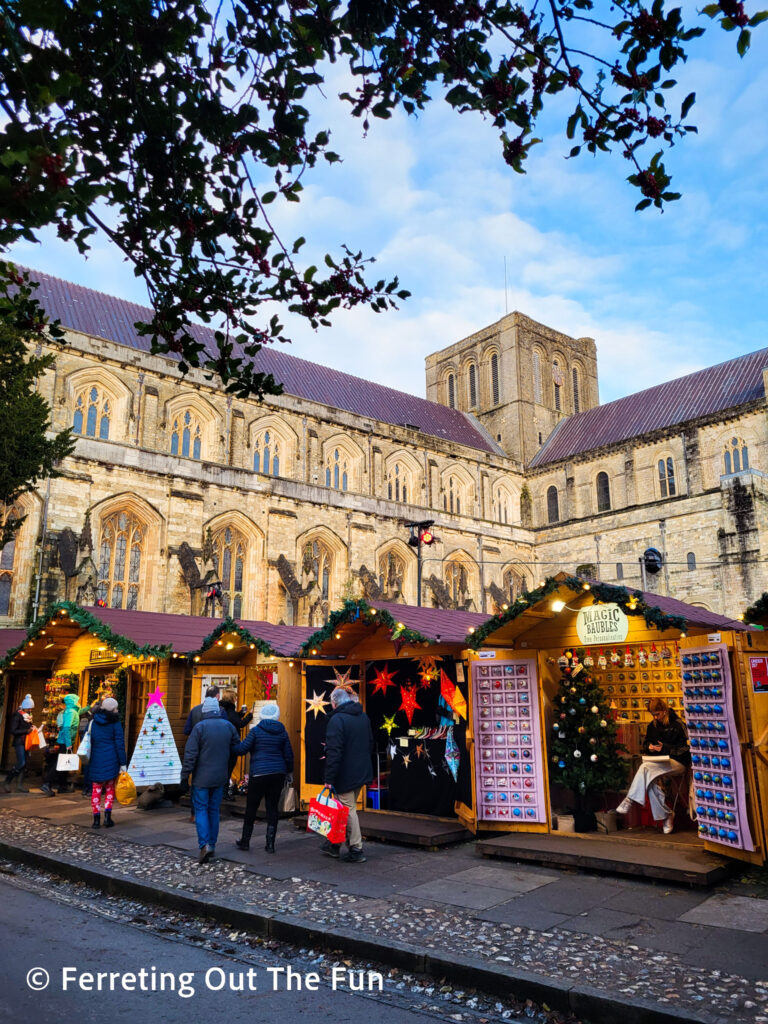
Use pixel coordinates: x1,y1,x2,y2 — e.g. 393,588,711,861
587,641,683,723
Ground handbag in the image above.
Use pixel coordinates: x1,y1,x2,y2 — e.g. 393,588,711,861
56,753,80,772
307,785,349,843
25,729,40,751
278,779,297,814
76,723,92,762
115,771,137,805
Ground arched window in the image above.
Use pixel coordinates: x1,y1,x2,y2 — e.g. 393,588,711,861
533,351,542,404
253,429,280,476
387,463,410,503
546,486,560,524
596,472,611,512
170,410,202,460
724,437,749,475
490,353,500,406
213,524,246,617
447,373,456,409
468,364,477,408
658,457,676,498
502,567,524,601
616,562,624,581
445,560,470,606
325,449,349,491
97,510,144,610
687,551,697,571
443,475,463,514
305,539,332,603
0,510,19,616
572,367,581,414
379,550,406,600
73,384,111,440
552,359,562,412
494,487,513,525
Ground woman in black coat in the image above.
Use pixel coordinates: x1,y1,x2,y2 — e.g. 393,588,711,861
220,689,253,799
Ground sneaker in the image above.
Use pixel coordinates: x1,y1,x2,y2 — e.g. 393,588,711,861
321,840,341,858
343,847,367,863
615,797,632,815
40,784,56,798
662,812,675,835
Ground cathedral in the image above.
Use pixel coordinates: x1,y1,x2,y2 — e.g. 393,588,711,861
2,268,766,628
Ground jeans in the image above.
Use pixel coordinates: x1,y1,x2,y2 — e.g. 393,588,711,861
8,741,26,777
241,772,285,842
191,784,225,849
337,788,363,850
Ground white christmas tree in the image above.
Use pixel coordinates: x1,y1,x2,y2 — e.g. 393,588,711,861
127,686,182,786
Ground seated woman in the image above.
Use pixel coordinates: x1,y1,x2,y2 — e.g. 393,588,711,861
615,698,690,833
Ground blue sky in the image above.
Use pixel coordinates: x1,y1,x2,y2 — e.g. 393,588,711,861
8,14,767,404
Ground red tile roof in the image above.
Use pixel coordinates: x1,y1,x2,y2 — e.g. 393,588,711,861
371,600,490,644
24,268,498,454
530,347,768,467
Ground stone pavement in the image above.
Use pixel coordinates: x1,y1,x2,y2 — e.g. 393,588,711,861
0,790,766,1024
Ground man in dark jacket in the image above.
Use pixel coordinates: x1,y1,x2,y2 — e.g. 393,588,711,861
181,696,239,863
183,685,220,736
323,688,374,863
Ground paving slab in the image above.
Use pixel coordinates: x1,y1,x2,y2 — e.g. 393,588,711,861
623,918,709,954
442,864,559,893
680,893,768,932
400,879,520,910
607,884,710,920
474,901,571,931
679,927,768,980
559,906,644,937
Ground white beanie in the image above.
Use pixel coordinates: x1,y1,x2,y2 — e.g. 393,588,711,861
259,703,280,721
21,694,34,710
101,697,118,713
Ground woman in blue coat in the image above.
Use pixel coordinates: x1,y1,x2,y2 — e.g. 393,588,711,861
88,697,127,829
233,704,293,854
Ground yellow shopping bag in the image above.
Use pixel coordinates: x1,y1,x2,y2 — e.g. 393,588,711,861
115,771,137,805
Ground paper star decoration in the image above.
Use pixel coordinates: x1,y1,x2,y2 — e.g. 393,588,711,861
326,666,358,693
415,743,425,759
305,689,331,719
147,686,166,708
416,656,442,689
370,664,398,696
399,685,421,726
380,713,398,736
402,754,411,768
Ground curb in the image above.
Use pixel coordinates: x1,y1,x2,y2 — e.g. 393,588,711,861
0,837,718,1024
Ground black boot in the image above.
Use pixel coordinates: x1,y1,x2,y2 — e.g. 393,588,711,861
91,813,101,829
235,838,250,850
14,770,29,793
103,809,114,828
265,824,277,854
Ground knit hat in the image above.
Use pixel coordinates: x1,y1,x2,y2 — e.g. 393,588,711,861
258,703,280,721
202,696,220,714
20,694,34,709
101,697,118,713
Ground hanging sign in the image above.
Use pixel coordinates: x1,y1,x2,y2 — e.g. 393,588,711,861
576,603,629,645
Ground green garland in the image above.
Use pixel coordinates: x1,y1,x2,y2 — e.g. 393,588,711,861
187,617,276,659
466,576,687,649
0,601,172,668
298,599,431,656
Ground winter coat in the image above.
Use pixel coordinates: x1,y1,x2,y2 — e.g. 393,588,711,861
56,694,81,748
234,720,293,777
219,699,253,732
182,710,240,789
324,702,375,793
89,708,127,783
643,708,691,767
9,709,34,741
183,702,207,736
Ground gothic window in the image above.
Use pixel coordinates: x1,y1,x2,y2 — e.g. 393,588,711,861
97,510,144,610
306,540,332,601
73,384,111,440
387,463,409,503
687,551,697,571
213,525,246,617
325,449,349,491
546,486,560,524
502,567,524,602
596,471,611,512
0,512,18,616
445,560,470,606
491,353,500,406
254,430,280,475
553,359,562,412
657,457,676,497
443,475,463,514
468,364,477,407
533,350,542,404
723,437,749,475
572,367,581,413
495,488,512,524
447,373,456,409
378,550,405,600
170,410,202,459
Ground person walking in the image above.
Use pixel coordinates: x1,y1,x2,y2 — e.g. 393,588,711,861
78,701,100,797
41,691,81,796
322,688,374,863
88,697,127,828
233,704,293,854
181,695,240,863
219,687,253,800
2,694,35,792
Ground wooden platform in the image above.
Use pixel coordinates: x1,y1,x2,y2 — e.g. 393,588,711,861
295,810,472,848
477,828,734,886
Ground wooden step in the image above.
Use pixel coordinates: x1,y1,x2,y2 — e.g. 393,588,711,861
295,810,472,848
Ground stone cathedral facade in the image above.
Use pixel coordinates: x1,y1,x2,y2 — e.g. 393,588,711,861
2,269,767,628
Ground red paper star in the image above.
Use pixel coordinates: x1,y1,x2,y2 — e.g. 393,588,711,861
147,686,166,708
371,664,398,696
398,685,421,725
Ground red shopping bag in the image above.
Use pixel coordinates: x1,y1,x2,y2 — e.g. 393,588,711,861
307,785,349,844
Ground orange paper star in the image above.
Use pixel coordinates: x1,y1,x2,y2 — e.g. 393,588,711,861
416,655,442,689
327,666,358,693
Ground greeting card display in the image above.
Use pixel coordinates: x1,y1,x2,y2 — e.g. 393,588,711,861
681,644,754,852
472,659,546,824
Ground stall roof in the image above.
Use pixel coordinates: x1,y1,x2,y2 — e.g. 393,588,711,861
370,601,490,645
0,630,27,662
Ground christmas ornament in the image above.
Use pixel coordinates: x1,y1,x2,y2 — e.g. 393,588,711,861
305,689,331,719
380,713,398,736
600,719,607,727
591,705,599,713
399,685,421,725
445,727,460,780
649,643,660,664
597,649,607,670
370,664,398,696
573,749,582,758
583,649,594,667
623,646,634,668
610,648,621,664
590,754,598,762
637,646,648,666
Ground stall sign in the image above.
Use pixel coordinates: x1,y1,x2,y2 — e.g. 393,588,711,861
576,603,629,645
477,651,497,659
89,648,118,664
749,656,768,693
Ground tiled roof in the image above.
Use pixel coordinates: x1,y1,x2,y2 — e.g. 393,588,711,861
620,590,750,633
25,268,498,454
530,348,768,467
0,629,27,661
371,599,490,644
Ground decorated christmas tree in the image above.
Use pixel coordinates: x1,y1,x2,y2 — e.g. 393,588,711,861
550,650,626,831
127,686,182,786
